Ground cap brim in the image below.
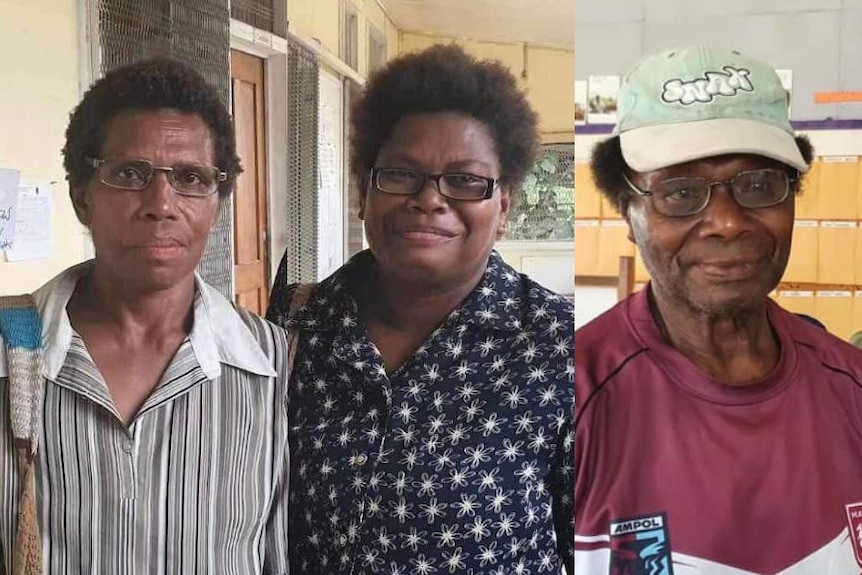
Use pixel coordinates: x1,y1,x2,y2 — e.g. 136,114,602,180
619,118,809,173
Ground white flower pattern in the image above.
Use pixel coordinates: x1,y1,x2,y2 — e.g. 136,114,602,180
267,250,574,574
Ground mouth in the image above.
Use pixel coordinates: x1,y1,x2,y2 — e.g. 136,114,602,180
695,260,761,281
133,237,186,257
394,226,458,243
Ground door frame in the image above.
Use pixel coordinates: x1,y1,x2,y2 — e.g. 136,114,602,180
230,21,289,287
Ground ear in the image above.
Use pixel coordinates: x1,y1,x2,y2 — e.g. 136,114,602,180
70,186,90,226
496,187,512,239
358,177,369,220
622,205,637,243
619,203,632,242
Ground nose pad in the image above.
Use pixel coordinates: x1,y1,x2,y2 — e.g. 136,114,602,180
139,170,179,218
408,176,448,210
699,183,751,236
706,182,743,211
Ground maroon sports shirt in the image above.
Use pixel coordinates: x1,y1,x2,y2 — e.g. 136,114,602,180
576,287,862,575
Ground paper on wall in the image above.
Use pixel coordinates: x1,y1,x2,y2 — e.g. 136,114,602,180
5,181,53,262
0,168,21,251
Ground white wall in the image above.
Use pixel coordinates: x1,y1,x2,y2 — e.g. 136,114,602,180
575,0,862,121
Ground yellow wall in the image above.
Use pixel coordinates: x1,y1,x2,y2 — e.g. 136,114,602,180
0,0,86,295
399,33,574,141
287,0,400,78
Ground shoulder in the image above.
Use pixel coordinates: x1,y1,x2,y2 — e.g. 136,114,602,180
575,297,646,404
194,279,289,379
234,305,290,356
520,279,574,329
492,257,573,328
266,281,322,328
576,298,632,348
266,281,300,326
267,253,373,327
773,304,862,382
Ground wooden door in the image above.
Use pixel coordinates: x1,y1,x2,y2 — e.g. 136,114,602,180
231,50,269,315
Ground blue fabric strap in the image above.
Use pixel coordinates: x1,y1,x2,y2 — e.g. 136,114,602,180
0,307,42,350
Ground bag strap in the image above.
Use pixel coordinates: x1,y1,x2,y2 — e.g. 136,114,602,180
0,294,44,575
286,283,315,379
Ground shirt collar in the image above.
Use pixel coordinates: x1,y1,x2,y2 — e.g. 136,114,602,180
30,260,275,381
291,250,524,333
452,251,525,332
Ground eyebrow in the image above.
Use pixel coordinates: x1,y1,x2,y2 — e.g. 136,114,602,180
99,155,216,166
376,153,495,171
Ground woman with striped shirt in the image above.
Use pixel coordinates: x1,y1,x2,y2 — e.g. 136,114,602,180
0,58,290,574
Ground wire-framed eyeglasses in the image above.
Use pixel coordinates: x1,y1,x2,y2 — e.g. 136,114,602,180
370,167,499,201
621,168,797,218
86,157,227,197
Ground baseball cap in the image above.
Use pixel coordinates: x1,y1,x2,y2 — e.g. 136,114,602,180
613,45,808,173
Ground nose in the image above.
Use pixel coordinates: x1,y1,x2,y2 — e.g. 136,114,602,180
697,183,753,240
407,175,448,212
138,170,180,220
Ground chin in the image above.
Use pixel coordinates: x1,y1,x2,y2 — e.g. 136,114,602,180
688,290,772,319
389,259,447,282
123,262,197,293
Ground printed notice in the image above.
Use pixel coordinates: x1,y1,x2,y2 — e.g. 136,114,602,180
6,182,52,262
0,168,21,251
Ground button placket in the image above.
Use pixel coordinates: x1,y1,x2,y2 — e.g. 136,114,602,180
342,380,393,575
119,428,137,500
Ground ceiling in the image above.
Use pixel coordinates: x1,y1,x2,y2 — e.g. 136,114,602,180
377,0,574,48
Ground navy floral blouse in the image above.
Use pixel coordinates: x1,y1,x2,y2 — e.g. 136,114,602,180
267,250,574,575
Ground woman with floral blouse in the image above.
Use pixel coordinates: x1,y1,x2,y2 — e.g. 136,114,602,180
267,44,574,575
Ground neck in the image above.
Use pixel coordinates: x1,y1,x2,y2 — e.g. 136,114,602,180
649,286,779,385
363,262,487,333
71,264,195,338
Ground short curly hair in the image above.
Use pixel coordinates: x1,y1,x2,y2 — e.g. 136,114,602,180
350,44,539,193
590,134,815,215
63,57,241,198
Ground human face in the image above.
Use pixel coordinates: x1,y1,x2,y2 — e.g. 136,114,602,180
625,154,795,317
72,110,220,292
359,112,510,288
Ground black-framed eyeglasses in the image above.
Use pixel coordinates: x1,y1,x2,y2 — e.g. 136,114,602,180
370,167,498,201
622,168,797,218
86,157,227,197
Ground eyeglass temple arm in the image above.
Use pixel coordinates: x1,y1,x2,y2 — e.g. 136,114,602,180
621,172,651,197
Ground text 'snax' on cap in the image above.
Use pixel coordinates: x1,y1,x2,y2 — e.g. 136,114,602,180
613,45,807,173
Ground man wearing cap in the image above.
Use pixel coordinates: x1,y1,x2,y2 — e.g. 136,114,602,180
575,46,862,574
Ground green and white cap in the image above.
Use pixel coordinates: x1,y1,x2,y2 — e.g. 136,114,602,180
614,45,808,173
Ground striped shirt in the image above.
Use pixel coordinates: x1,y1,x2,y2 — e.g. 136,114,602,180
0,262,290,574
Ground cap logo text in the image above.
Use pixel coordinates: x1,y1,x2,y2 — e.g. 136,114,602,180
661,66,753,105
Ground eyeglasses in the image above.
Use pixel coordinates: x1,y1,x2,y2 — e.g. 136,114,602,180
86,157,227,197
370,167,498,201
622,168,797,218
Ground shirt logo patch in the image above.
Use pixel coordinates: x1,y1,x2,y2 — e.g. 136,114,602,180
661,66,753,106
609,513,674,575
845,502,862,567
